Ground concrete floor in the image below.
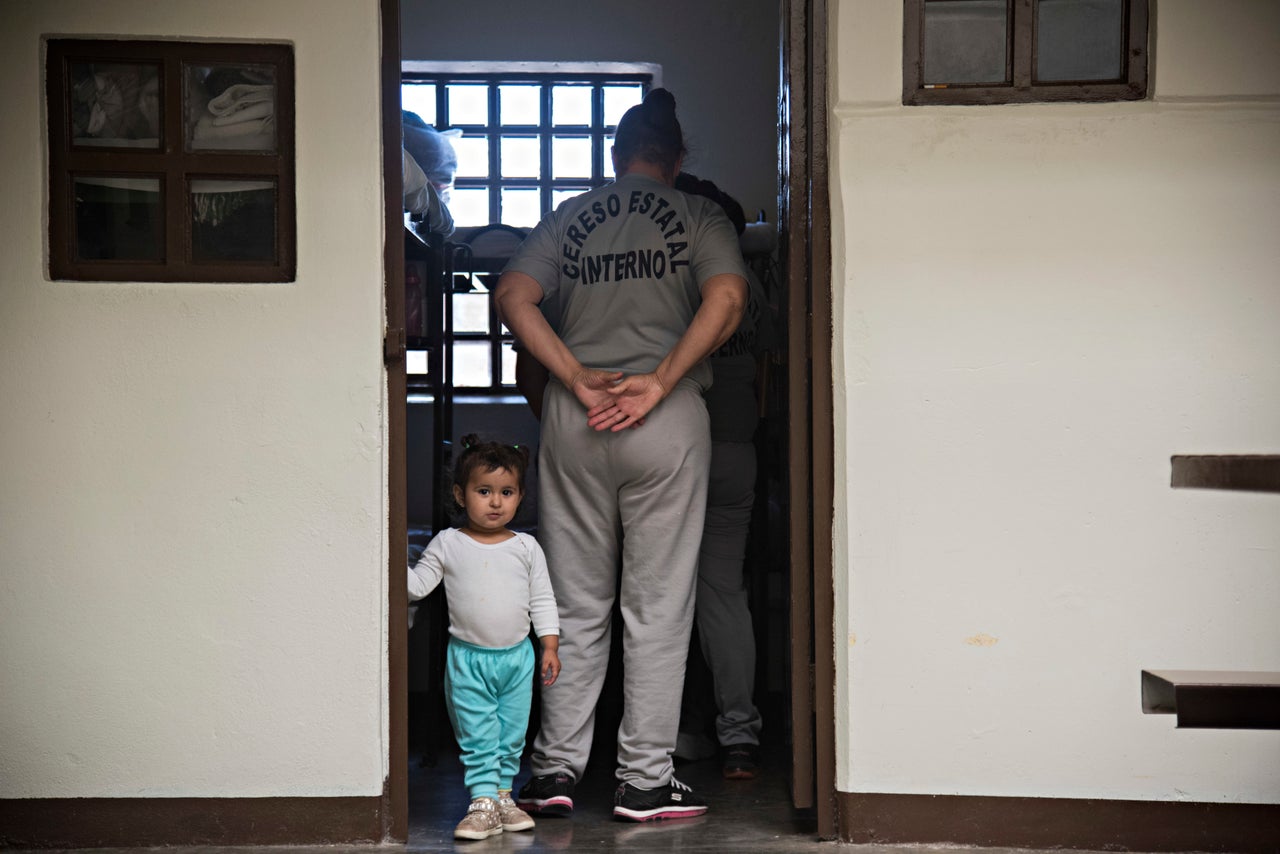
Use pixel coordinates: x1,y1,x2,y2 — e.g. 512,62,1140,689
5,743,1153,854
396,740,1142,854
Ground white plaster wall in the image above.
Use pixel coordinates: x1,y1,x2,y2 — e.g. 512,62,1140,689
830,1,1280,802
0,0,388,797
400,0,779,226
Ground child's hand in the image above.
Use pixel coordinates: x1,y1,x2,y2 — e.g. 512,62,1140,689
540,648,561,687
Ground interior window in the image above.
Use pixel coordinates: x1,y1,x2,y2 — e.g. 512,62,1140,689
402,67,651,392
401,72,648,229
46,39,295,282
904,0,1147,105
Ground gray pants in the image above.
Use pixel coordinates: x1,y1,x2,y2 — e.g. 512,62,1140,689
695,441,762,747
531,380,711,788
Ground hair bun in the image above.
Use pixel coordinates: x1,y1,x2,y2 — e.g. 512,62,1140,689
643,88,678,126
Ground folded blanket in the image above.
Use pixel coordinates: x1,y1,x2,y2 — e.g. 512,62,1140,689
207,83,274,118
211,100,274,126
192,114,275,150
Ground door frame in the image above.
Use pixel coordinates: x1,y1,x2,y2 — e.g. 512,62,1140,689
380,0,835,841
780,0,835,839
380,0,409,842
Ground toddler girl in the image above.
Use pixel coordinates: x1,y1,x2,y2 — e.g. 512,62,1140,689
408,435,561,840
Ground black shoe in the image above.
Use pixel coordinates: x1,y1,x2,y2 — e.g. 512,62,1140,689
722,743,759,780
612,777,707,822
516,772,575,817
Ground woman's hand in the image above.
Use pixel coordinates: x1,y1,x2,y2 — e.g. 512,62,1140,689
586,372,667,432
570,368,624,413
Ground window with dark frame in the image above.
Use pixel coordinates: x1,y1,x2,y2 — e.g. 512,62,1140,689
401,71,650,392
46,39,295,282
903,0,1148,105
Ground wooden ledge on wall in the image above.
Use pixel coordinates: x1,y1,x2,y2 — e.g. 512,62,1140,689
1141,669,1280,730
1170,454,1280,493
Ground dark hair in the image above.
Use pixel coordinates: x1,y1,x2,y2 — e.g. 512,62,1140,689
614,88,686,176
674,172,746,235
453,434,531,496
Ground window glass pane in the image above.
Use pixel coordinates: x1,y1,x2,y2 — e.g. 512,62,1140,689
501,188,542,228
923,0,1009,85
452,292,490,334
1036,0,1124,82
500,136,540,178
604,134,617,173
447,84,488,125
552,189,585,210
401,83,437,124
452,341,492,387
190,179,277,263
552,136,593,179
450,187,490,227
185,63,277,152
499,84,541,125
406,349,429,376
69,61,161,148
73,176,163,261
452,135,490,178
552,85,592,125
603,85,643,126
501,342,518,386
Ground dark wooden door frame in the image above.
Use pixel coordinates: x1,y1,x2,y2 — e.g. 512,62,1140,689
381,0,409,842
780,0,836,840
381,0,835,843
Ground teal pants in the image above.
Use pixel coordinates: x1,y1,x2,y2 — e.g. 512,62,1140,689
444,637,535,800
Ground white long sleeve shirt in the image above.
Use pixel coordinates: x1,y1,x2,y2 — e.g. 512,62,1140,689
408,528,559,648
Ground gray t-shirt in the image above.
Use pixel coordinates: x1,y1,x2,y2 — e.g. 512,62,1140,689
504,172,750,392
705,268,775,442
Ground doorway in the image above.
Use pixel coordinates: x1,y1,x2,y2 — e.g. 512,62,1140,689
381,0,832,842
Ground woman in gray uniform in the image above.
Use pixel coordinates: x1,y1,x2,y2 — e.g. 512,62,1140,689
494,88,748,822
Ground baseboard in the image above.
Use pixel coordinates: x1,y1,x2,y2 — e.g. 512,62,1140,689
838,791,1280,853
0,795,384,848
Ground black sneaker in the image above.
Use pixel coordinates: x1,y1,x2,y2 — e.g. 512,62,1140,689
612,777,707,822
516,772,575,817
722,742,759,780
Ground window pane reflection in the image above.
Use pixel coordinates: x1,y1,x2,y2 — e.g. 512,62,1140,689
552,188,585,210
69,61,162,148
452,136,489,178
407,350,429,376
185,63,277,152
500,85,540,125
501,189,542,228
603,85,643,126
74,176,163,260
501,342,518,386
402,83,437,124
450,188,490,227
552,85,591,125
447,84,488,125
1037,0,1124,82
923,0,1008,85
500,136,540,178
452,292,490,334
452,341,492,387
552,136,593,179
190,179,276,263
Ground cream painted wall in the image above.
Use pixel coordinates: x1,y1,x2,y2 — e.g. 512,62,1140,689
0,0,388,797
830,1,1280,802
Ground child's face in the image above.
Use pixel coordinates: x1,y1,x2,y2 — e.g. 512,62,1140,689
453,466,523,536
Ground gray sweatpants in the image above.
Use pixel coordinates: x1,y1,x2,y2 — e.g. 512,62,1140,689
531,379,711,788
696,440,763,747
